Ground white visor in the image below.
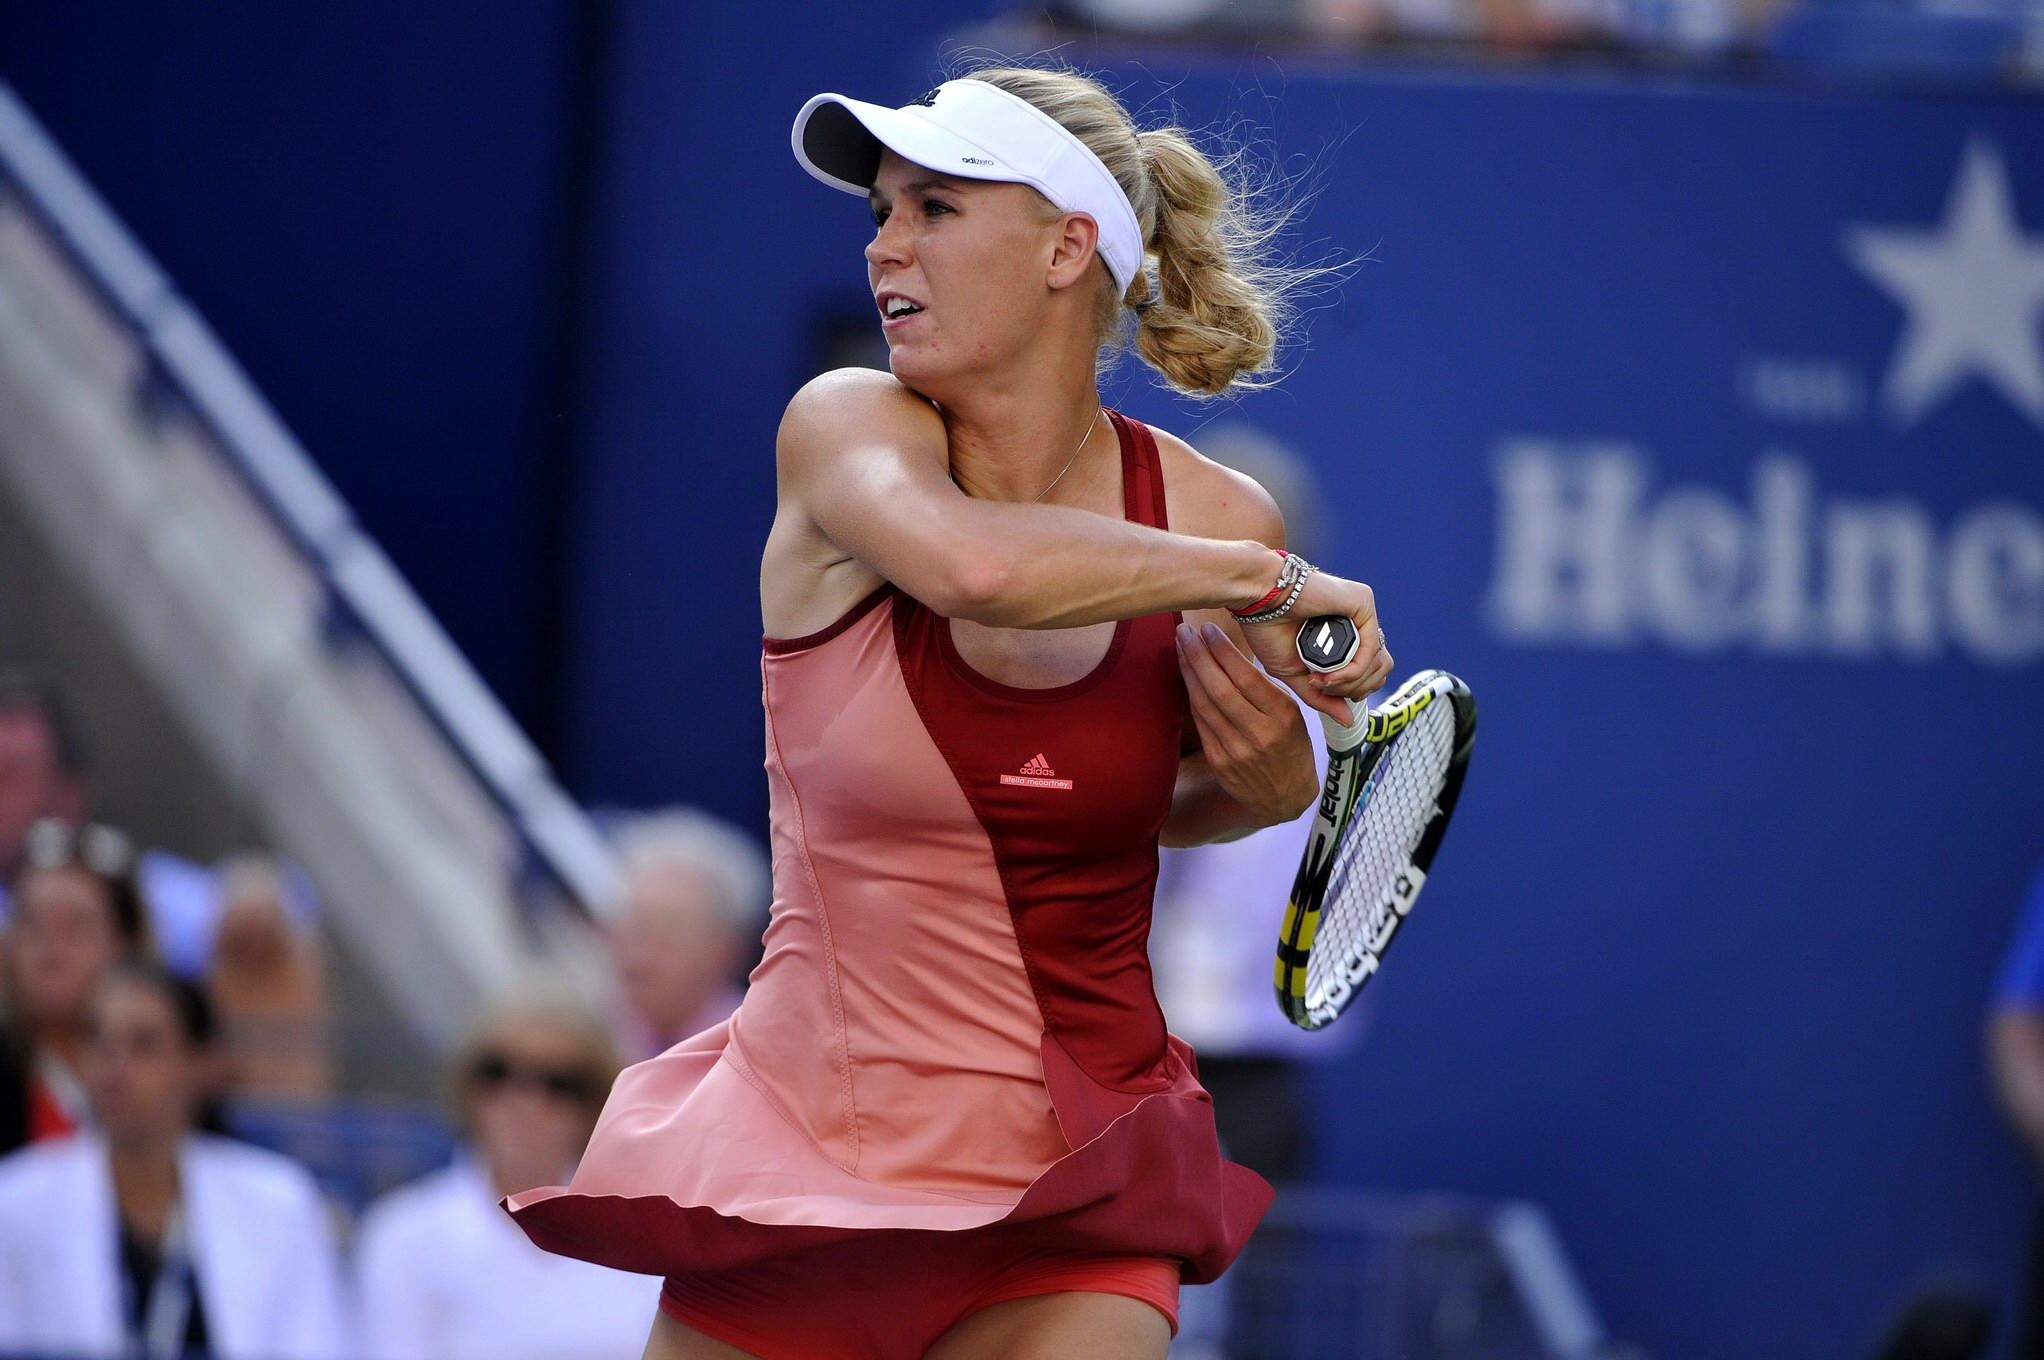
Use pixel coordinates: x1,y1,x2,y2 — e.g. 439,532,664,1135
792,79,1145,298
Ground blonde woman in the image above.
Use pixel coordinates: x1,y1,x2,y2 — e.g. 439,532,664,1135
355,984,659,1360
511,64,1389,1360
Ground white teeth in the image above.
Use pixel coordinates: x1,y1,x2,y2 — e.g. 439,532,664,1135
885,297,919,318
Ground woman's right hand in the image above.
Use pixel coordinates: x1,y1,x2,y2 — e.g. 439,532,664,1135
1238,569,1393,723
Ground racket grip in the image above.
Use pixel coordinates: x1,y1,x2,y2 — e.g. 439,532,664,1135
1296,616,1359,673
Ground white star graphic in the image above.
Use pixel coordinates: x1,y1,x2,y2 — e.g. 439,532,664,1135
1844,137,2044,430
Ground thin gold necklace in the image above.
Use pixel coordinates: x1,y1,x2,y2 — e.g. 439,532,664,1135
1032,407,1103,504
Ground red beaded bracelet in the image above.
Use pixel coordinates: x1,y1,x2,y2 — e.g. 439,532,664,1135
1230,548,1292,618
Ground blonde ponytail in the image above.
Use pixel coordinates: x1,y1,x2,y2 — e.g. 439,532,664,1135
1132,126,1281,395
961,61,1333,398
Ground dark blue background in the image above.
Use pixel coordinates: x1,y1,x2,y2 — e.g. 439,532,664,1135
6,6,2043,1355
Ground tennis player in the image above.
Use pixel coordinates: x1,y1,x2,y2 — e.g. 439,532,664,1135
510,65,1391,1360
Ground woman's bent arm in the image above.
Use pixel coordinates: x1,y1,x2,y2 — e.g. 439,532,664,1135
779,369,1277,628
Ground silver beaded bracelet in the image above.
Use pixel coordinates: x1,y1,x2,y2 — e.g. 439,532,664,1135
1234,554,1316,625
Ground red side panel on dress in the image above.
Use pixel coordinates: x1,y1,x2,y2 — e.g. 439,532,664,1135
890,410,1269,1271
893,411,1184,1090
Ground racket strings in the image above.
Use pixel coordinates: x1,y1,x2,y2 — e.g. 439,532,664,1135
1309,700,1457,1002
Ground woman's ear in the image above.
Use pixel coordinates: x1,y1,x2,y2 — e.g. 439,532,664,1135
1045,212,1102,292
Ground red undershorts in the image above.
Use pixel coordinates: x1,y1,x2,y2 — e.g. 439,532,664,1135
658,1227,1181,1360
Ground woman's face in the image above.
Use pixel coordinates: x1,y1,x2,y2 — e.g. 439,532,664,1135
86,977,205,1147
463,1018,606,1193
7,864,121,1031
865,148,1076,392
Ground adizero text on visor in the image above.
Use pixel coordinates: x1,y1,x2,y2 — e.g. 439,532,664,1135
792,79,1145,298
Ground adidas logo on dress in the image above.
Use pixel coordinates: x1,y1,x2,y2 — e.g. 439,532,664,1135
1000,753,1073,791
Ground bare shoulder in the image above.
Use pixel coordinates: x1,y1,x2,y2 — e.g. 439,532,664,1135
781,364,934,421
1149,423,1287,550
776,367,946,486
764,369,948,638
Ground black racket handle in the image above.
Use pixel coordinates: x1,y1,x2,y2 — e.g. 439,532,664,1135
1296,615,1360,673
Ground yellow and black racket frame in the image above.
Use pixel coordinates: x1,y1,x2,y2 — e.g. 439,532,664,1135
1274,668,1478,1030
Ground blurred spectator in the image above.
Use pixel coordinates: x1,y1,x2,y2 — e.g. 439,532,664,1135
0,817,153,1152
207,855,333,1100
0,960,351,1359
355,981,658,1360
608,808,770,1060
1988,859,2044,1359
1153,795,1335,1178
0,673,89,879
1045,0,1807,63
0,671,309,981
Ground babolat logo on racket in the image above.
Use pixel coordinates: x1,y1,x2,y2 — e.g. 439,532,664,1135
1364,688,1433,744
1368,870,1424,943
1317,752,1347,821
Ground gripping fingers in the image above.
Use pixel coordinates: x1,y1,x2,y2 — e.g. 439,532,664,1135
1299,612,1388,699
1320,640,1392,700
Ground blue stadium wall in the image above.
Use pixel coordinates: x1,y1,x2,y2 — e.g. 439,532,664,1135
8,5,2044,1356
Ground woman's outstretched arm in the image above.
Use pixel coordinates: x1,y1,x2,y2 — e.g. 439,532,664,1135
778,368,1387,717
779,369,1279,626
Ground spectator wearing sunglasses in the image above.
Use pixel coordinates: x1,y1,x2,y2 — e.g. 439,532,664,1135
0,960,351,1360
0,818,154,1152
355,981,659,1360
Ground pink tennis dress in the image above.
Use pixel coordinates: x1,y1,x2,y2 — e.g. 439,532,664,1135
508,410,1272,1295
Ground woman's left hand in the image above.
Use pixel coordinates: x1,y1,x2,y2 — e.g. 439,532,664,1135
1175,619,1319,827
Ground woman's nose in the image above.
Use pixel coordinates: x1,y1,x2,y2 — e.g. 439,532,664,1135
864,214,910,270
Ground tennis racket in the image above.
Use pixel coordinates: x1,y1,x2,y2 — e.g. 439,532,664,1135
1274,616,1477,1030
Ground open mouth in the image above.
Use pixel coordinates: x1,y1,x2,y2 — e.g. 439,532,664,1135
879,294,924,322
